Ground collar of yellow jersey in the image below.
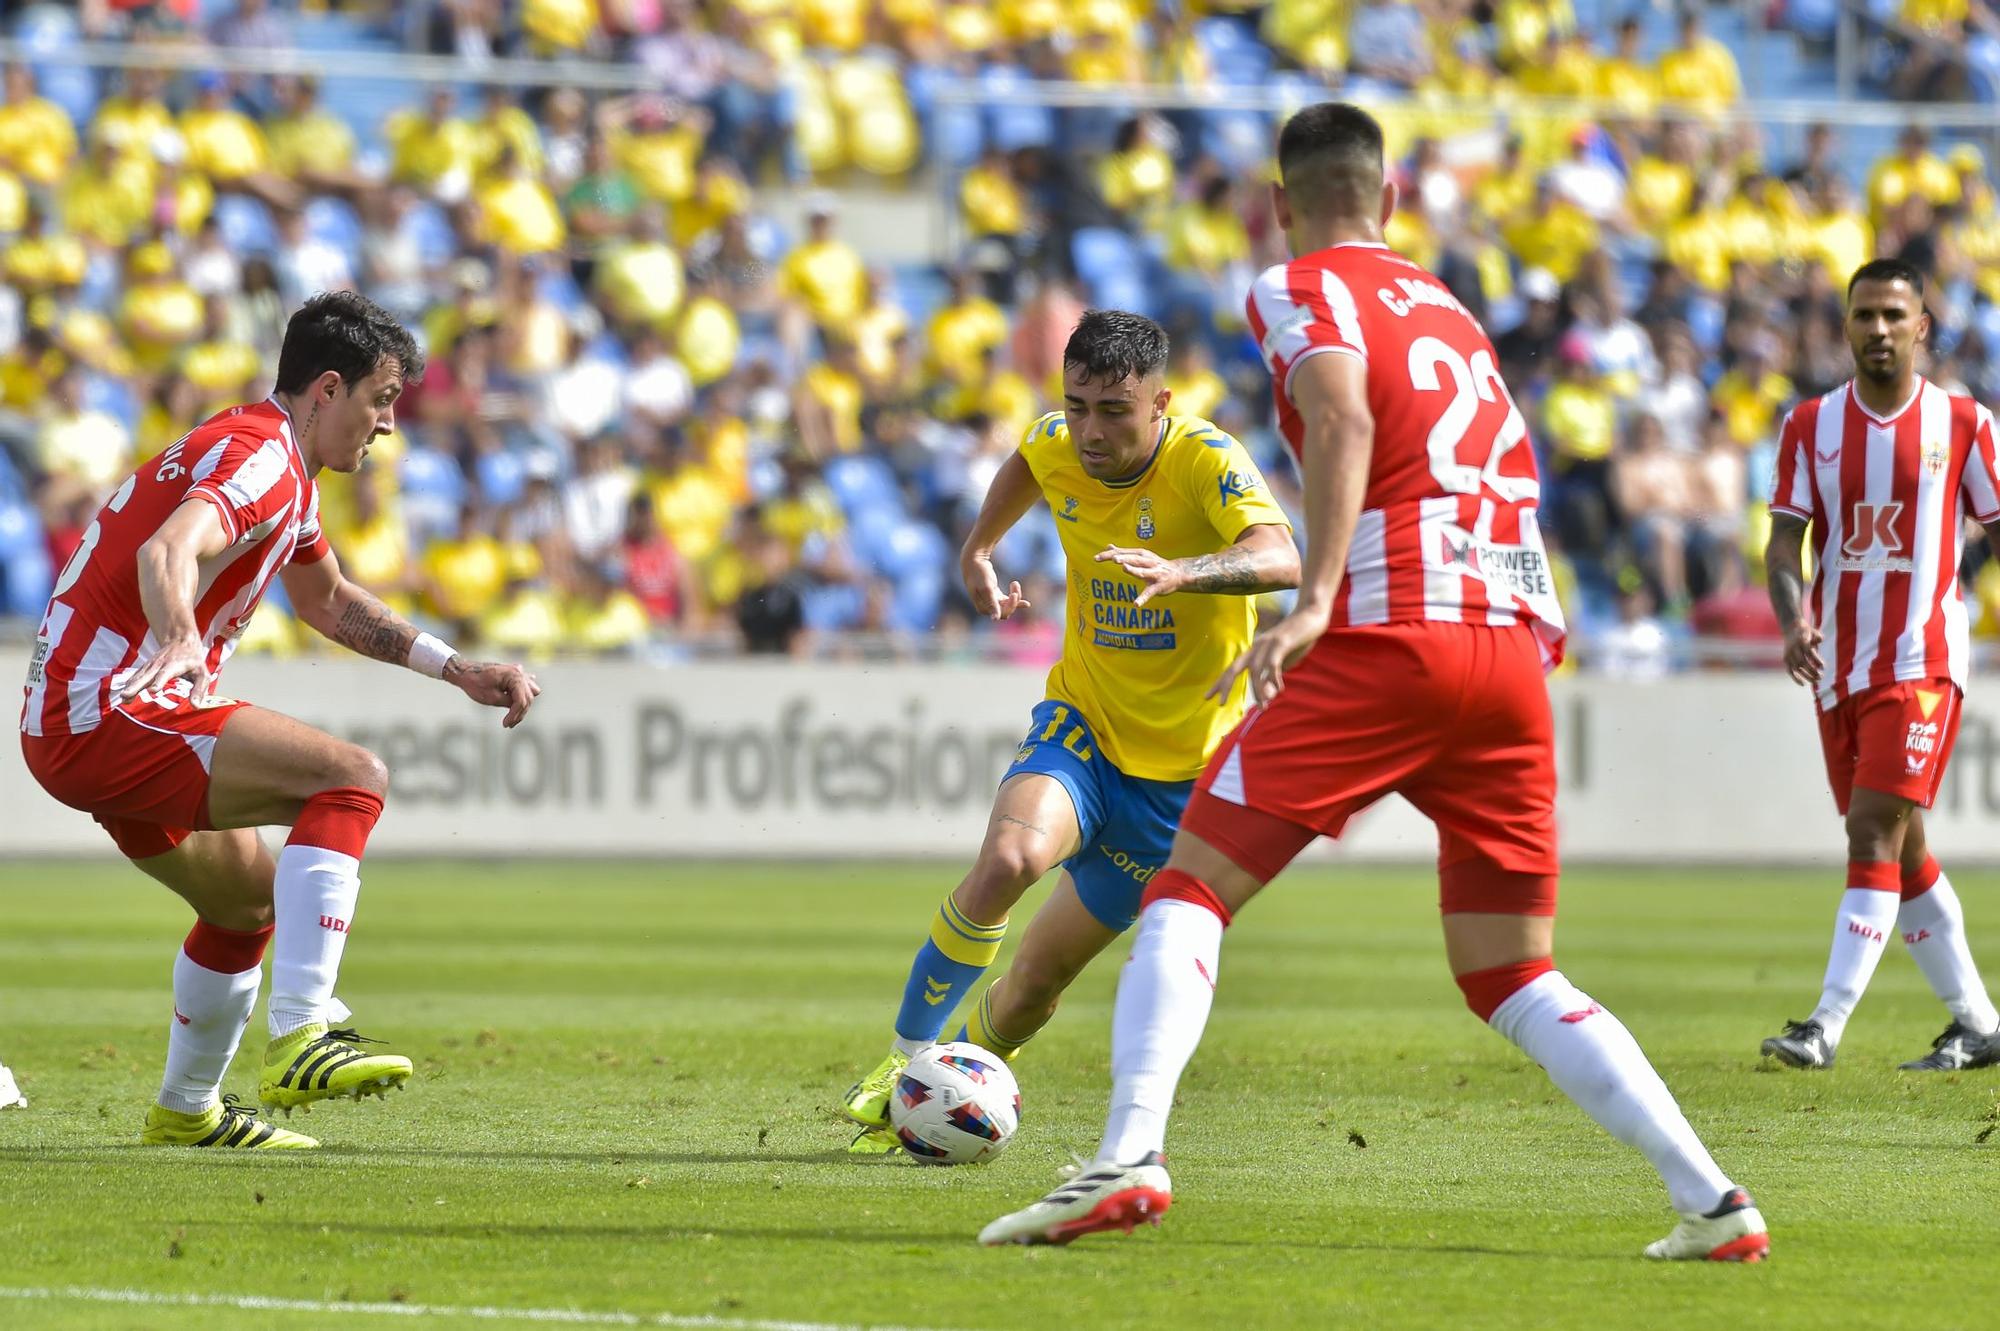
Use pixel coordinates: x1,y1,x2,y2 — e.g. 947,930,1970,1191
1099,418,1169,490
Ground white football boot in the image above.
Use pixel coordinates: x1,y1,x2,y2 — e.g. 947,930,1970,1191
0,1061,25,1109
978,1152,1172,1246
1643,1187,1770,1262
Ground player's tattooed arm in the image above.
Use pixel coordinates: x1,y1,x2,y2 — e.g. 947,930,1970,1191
1095,523,1299,605
330,591,419,665
1764,513,1822,687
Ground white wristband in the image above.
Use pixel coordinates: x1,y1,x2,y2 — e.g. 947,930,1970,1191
408,632,457,679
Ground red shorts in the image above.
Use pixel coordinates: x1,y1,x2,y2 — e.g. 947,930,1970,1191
1181,621,1559,915
1817,678,1961,814
20,692,248,859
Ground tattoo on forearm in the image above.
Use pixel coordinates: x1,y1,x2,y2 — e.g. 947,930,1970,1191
1174,547,1264,593
332,595,420,666
996,813,1046,836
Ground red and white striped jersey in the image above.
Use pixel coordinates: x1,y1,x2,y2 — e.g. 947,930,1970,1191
20,398,329,737
1769,378,2000,711
1245,242,1566,667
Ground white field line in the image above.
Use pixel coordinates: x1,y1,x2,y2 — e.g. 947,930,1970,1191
0,1286,979,1331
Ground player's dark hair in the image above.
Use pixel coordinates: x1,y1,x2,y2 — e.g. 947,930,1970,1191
1847,257,1926,300
1277,102,1385,220
274,290,424,395
1063,309,1170,386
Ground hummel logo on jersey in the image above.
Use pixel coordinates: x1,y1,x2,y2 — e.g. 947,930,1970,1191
923,977,951,1006
1058,495,1080,522
319,915,348,933
1558,1003,1603,1024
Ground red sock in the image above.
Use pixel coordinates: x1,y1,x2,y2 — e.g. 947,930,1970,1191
1456,957,1555,1022
287,786,384,858
183,920,273,973
1847,860,1899,893
1901,854,1942,902
1140,868,1233,927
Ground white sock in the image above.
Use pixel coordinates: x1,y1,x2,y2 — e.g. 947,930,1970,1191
1098,900,1223,1166
1489,970,1734,1216
1808,887,1900,1047
159,947,260,1114
1900,872,2000,1034
268,845,361,1038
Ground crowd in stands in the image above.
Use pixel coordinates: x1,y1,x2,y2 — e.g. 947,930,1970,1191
5,1,2000,672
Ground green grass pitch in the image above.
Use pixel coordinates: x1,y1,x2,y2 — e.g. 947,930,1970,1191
1,860,1998,1330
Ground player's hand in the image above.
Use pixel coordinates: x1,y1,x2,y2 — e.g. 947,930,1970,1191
1208,605,1330,707
1782,619,1824,687
114,635,210,705
1094,545,1182,606
446,658,541,728
963,551,1031,621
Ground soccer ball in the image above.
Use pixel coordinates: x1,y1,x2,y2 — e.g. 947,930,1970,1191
888,1041,1020,1165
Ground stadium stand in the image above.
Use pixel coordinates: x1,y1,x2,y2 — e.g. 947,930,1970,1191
3,0,2000,673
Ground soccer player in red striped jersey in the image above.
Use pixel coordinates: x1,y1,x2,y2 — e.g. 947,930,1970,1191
981,103,1767,1262
19,292,540,1150
1761,258,2000,1073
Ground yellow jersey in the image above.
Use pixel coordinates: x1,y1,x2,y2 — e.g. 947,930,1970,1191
1021,412,1291,781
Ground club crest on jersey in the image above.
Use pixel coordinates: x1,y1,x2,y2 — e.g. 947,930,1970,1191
1136,495,1155,540
1836,501,1912,572
1924,438,1949,476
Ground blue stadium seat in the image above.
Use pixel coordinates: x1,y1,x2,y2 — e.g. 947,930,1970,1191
475,448,528,509
1071,227,1144,289
214,195,279,259
981,64,1056,153
824,454,900,516
82,372,138,433
399,445,468,538
845,502,905,574
305,197,364,273
16,5,97,130
405,201,461,270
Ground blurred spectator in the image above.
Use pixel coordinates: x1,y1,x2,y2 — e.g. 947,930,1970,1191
1638,327,1708,454
620,491,698,627
1597,585,1673,679
276,208,355,310
0,65,77,187
37,365,130,503
735,515,809,654
1542,334,1618,559
1611,413,1693,608
1656,10,1743,116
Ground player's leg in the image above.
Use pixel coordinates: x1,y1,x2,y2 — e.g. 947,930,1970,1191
129,828,315,1150
978,821,1305,1245
958,771,1190,1062
1413,626,1763,1260
202,706,410,1110
842,753,1086,1137
957,872,1120,1061
1896,813,2000,1070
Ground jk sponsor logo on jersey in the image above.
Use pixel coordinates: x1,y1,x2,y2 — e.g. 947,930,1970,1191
1088,576,1175,650
1432,525,1554,597
1836,501,1912,573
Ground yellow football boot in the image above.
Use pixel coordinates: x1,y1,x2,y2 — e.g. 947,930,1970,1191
142,1095,318,1149
840,1048,911,1130
259,1024,412,1112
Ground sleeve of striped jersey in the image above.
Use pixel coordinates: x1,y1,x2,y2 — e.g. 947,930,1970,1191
290,482,331,564
1767,408,1813,520
1246,262,1368,405
1962,404,2000,522
187,435,295,545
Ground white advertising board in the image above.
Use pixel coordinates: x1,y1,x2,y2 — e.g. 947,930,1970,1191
6,658,1999,864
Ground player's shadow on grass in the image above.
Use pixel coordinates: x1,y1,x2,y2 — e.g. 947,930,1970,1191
224,1217,1611,1261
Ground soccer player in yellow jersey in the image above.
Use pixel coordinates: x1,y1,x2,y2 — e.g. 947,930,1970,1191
840,311,1298,1152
